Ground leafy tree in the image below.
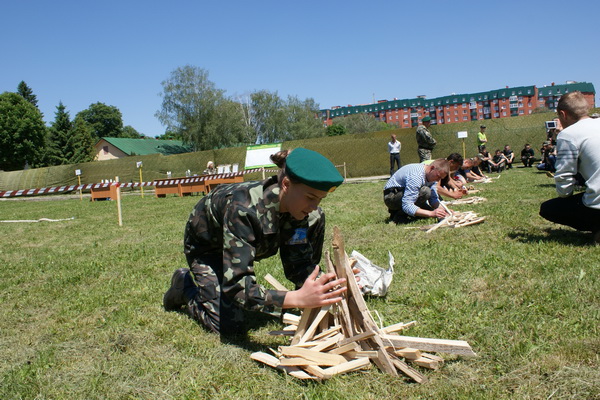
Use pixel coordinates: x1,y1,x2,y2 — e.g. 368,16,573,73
77,102,123,139
247,90,287,144
156,130,183,141
283,96,325,140
326,124,347,136
122,125,142,138
69,116,96,163
17,81,39,108
46,102,74,165
156,65,233,151
0,92,47,171
332,113,391,135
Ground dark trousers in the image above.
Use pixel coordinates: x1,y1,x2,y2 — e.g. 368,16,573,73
383,186,433,222
522,156,535,167
540,193,600,233
390,153,401,175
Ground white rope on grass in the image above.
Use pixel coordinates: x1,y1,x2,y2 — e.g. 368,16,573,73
0,217,75,223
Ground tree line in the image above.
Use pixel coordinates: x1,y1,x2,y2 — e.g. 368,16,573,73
1,66,392,171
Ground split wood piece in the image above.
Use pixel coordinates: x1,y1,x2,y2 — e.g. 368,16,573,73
325,250,354,338
269,327,296,336
251,352,319,379
291,307,320,345
307,334,344,352
336,330,376,347
279,346,347,366
446,196,487,205
279,357,321,366
298,306,331,344
322,357,371,376
425,218,449,233
393,348,422,360
282,313,300,326
381,321,417,334
454,216,486,228
329,342,360,355
345,350,379,359
410,356,443,370
390,357,427,384
381,334,477,357
264,273,288,291
312,325,342,341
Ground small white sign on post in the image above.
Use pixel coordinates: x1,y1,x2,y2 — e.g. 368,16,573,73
457,131,468,139
136,161,143,168
75,169,81,176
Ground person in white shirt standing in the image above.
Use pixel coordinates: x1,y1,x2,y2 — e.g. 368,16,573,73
539,91,600,244
388,134,401,176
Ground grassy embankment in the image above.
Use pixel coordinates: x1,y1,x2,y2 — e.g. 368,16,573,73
1,165,598,399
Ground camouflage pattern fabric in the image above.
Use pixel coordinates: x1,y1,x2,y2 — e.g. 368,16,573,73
418,148,433,163
416,125,436,151
183,176,325,334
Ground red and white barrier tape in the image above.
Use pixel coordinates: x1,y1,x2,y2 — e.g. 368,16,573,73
0,168,277,198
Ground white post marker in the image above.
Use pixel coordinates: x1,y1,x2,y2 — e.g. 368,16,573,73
137,161,144,198
115,176,123,227
75,169,82,201
457,131,468,160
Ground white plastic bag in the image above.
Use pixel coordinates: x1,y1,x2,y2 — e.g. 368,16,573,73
350,250,394,297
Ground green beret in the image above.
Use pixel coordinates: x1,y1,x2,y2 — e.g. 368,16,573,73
422,116,431,122
286,148,344,192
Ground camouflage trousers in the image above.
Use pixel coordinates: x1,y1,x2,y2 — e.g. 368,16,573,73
185,254,244,335
418,148,432,163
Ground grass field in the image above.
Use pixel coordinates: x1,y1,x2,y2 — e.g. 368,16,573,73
1,167,599,399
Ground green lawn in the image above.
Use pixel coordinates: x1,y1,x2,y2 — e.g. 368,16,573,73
0,167,598,399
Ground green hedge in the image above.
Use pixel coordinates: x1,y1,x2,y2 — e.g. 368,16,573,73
2,109,595,191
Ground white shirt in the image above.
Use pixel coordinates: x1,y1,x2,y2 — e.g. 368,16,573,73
555,117,600,208
388,140,401,154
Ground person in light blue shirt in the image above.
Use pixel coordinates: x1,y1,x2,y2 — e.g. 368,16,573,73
383,159,450,223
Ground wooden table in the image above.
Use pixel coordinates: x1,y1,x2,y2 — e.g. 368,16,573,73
154,175,244,198
90,183,118,201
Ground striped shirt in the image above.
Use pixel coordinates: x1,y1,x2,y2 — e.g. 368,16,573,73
384,163,439,216
555,117,600,208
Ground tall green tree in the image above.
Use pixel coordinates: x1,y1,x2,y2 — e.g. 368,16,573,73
156,65,235,151
122,125,142,138
69,115,96,163
77,102,123,139
46,101,74,165
283,96,325,140
332,113,392,135
0,92,47,170
248,90,286,144
17,81,39,108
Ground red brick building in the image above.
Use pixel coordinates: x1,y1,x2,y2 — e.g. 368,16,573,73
319,81,595,127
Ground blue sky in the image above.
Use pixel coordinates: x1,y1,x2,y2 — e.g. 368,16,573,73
2,0,599,137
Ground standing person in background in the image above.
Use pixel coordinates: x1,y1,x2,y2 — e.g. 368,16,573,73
540,91,600,244
163,148,347,335
477,125,488,152
416,116,436,162
388,134,401,176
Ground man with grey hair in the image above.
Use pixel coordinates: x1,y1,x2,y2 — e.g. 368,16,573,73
539,91,600,244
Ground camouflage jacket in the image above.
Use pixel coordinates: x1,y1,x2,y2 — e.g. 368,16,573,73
416,125,437,150
183,176,325,315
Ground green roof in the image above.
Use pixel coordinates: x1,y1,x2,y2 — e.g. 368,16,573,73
321,82,595,116
537,82,595,97
98,137,191,156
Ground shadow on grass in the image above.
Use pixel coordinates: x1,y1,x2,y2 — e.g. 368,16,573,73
508,228,593,246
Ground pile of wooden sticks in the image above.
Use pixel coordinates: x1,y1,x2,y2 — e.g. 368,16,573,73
445,196,487,205
424,211,485,233
251,227,476,381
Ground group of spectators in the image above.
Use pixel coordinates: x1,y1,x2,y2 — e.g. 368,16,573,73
385,90,600,245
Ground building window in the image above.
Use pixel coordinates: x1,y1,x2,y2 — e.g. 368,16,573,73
463,110,467,114
455,117,459,122
519,110,524,114
103,146,109,155
463,116,468,121
502,111,507,116
494,113,499,118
